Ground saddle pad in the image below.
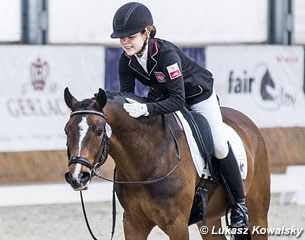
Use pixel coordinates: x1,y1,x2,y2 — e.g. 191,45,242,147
174,111,247,179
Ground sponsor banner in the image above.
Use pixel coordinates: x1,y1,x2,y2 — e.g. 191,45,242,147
206,46,305,128
0,46,104,152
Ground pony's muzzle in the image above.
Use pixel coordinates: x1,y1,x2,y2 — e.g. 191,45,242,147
65,171,91,190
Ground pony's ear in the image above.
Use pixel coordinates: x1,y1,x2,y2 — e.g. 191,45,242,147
64,87,79,110
95,88,107,109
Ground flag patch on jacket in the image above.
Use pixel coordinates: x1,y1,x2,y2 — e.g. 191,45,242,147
154,71,167,83
166,63,182,80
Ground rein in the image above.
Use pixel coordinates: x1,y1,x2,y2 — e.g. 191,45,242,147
93,114,181,184
95,161,181,184
68,110,181,240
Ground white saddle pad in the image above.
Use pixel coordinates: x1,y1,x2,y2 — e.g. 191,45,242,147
174,111,247,179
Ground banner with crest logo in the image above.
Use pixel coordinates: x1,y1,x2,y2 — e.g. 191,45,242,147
0,46,105,152
206,45,305,128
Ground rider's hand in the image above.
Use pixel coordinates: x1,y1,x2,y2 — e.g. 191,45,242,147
123,98,149,118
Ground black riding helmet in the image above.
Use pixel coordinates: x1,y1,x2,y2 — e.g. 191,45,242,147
111,2,153,39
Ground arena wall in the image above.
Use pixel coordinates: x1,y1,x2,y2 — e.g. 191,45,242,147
0,151,115,185
260,127,305,173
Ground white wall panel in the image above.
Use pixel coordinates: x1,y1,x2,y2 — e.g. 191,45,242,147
49,0,268,45
0,0,21,42
293,0,305,44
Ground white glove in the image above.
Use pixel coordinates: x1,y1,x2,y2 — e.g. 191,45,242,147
123,98,149,118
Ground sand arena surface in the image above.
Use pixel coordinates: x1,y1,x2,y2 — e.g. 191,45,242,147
0,201,304,240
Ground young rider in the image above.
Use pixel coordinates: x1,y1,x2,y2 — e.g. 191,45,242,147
111,2,248,228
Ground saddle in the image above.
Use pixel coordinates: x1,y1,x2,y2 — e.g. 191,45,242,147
179,108,219,180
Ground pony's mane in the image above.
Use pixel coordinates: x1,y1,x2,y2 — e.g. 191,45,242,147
76,91,148,110
106,91,148,104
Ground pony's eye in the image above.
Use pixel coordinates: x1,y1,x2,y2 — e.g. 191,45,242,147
96,128,103,137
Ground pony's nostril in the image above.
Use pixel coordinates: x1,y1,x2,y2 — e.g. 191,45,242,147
71,178,80,189
64,172,72,184
65,171,90,190
80,172,91,184
65,172,81,189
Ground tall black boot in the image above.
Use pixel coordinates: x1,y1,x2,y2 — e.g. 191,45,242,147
218,143,249,228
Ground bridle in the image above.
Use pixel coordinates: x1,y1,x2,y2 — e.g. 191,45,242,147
67,110,111,178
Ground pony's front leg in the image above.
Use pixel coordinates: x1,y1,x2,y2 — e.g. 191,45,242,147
163,219,190,240
123,211,154,240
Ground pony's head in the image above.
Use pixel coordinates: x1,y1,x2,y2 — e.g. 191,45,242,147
64,87,111,190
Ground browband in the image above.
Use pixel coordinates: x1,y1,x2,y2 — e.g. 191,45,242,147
70,110,106,119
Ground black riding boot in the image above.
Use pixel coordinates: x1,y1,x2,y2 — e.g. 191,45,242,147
218,143,249,228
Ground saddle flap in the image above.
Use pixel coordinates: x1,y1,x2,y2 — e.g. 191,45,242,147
174,109,247,180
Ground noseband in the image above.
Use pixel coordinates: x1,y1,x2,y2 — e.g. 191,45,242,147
67,110,111,177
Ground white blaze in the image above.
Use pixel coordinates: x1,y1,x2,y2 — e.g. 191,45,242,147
73,116,89,179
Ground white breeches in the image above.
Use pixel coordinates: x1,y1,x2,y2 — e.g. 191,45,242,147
189,89,229,159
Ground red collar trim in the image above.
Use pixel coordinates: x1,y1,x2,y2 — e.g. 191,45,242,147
150,39,158,57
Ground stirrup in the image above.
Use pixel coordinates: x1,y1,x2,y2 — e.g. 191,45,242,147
230,202,249,228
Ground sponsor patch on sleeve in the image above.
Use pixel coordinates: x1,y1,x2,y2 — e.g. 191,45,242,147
166,63,182,80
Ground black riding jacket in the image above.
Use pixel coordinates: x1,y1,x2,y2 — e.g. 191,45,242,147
119,38,214,116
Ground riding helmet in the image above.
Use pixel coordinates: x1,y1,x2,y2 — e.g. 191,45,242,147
111,2,153,39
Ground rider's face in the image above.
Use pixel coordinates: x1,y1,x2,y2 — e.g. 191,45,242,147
120,32,147,56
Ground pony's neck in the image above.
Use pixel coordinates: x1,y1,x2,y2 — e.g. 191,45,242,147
105,102,169,180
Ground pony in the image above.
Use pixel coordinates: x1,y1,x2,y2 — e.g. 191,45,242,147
64,87,270,240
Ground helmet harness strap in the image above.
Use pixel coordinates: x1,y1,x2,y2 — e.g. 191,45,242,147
136,28,150,58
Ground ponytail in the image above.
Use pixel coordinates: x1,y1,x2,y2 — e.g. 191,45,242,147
147,25,157,38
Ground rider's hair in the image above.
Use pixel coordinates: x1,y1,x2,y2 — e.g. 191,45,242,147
141,25,156,38
136,25,157,57
147,25,156,38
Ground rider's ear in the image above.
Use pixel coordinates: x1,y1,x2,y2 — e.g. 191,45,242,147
95,88,107,109
64,87,79,110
